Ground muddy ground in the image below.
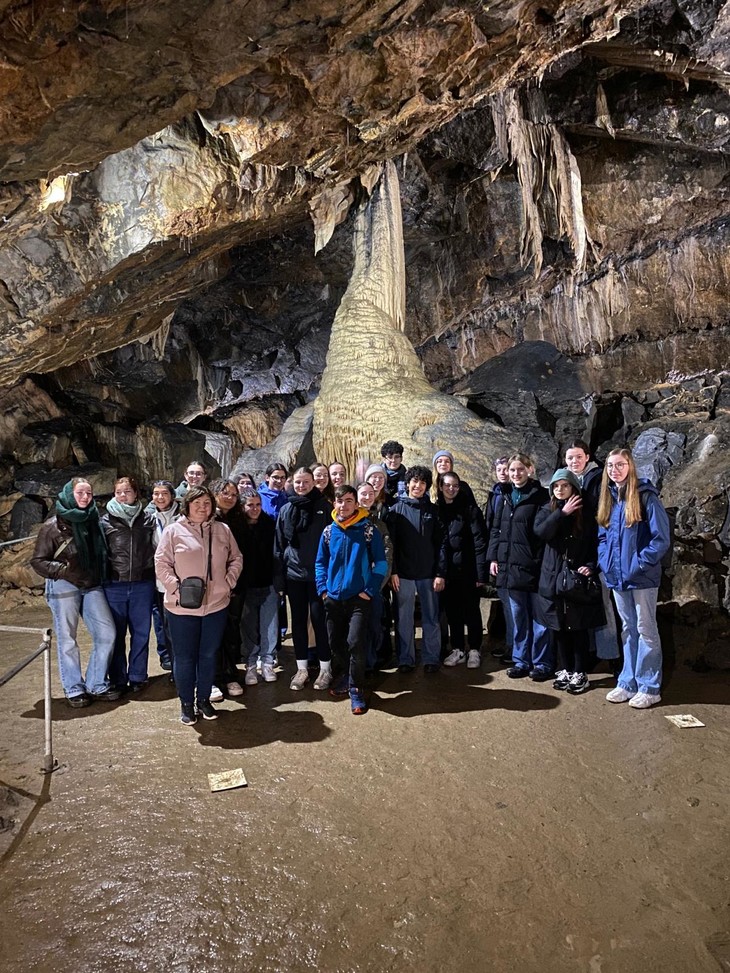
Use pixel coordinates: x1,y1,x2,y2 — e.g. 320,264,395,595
0,606,728,973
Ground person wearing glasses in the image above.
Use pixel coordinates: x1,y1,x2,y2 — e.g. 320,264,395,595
101,476,157,693
175,460,209,498
597,448,670,709
210,478,248,699
258,463,290,519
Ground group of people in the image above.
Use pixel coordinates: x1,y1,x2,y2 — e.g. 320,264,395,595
30,437,671,726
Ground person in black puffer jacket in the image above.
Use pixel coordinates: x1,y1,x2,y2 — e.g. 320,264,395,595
238,489,279,685
438,472,488,669
483,456,514,662
274,467,332,691
101,476,156,693
210,478,248,699
534,469,605,696
486,453,552,680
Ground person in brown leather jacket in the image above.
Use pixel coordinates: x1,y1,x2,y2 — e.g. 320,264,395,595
31,478,120,708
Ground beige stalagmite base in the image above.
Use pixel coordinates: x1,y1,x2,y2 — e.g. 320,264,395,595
312,160,509,502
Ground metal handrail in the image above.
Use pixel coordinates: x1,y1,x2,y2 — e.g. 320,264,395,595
0,626,55,774
0,536,34,548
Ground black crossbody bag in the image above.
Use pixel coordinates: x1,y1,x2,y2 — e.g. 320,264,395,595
178,529,213,609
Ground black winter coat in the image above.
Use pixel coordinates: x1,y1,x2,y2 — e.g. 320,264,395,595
101,511,156,583
385,495,447,580
274,488,332,588
483,482,510,549
533,503,606,631
437,493,488,584
238,514,276,589
486,479,550,591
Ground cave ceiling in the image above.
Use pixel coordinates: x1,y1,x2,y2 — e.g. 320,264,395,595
1,0,730,428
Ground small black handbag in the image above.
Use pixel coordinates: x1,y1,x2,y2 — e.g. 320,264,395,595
556,555,602,606
178,530,213,609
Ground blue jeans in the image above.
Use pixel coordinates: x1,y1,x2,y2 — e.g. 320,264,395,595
151,592,171,661
45,579,116,697
508,589,553,673
395,578,441,667
611,588,663,694
242,586,279,667
165,608,229,705
104,580,156,687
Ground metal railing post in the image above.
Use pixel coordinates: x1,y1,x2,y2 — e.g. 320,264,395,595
42,628,54,774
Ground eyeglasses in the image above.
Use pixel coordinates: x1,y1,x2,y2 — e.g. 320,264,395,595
606,462,628,471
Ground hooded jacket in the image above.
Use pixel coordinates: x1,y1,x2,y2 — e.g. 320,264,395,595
274,487,332,588
486,478,550,591
385,495,447,580
154,516,243,616
315,508,388,601
597,480,670,590
258,483,290,520
534,496,605,631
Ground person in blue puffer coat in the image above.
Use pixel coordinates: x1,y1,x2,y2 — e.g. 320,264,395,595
597,448,670,710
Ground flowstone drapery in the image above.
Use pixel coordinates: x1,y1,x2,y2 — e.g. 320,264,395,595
312,161,509,502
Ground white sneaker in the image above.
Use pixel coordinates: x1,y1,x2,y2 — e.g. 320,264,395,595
262,664,277,683
466,650,481,669
244,669,259,686
313,669,333,690
628,691,661,709
226,680,244,696
606,687,634,703
290,669,309,691
444,649,466,667
209,685,224,702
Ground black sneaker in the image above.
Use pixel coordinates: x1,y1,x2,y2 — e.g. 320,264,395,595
506,666,530,679
159,655,173,671
529,668,553,682
196,700,218,720
180,703,197,726
424,663,440,674
91,687,122,702
567,672,590,695
66,693,91,708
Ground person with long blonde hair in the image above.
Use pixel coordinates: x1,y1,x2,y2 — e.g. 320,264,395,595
597,448,670,709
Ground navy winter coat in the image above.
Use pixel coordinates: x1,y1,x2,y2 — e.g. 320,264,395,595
486,479,550,591
597,481,670,590
274,488,332,589
385,495,447,580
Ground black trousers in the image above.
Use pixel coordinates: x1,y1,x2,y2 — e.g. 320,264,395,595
441,583,483,652
324,595,371,691
554,628,590,673
287,577,330,663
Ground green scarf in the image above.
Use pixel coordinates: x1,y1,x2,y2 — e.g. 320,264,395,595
55,481,108,578
106,496,142,525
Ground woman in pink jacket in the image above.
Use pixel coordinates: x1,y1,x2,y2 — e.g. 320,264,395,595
154,487,242,725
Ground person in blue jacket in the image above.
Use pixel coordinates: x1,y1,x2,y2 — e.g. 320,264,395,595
315,485,387,715
597,448,670,709
258,463,290,519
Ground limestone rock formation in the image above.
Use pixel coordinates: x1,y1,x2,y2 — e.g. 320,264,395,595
312,161,510,498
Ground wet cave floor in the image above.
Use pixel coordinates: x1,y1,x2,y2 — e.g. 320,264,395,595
0,609,728,973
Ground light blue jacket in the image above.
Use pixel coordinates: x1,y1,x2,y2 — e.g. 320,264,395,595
597,481,670,590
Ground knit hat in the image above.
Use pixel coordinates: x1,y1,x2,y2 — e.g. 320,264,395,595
549,468,582,493
433,450,454,466
365,463,385,481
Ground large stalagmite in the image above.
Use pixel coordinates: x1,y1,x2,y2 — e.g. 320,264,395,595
312,161,509,501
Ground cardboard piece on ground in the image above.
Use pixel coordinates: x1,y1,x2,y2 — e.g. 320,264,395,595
208,768,248,791
664,714,705,728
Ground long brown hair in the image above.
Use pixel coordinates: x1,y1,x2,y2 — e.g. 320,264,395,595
597,448,642,528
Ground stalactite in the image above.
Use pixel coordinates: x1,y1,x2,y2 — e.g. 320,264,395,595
312,160,508,501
